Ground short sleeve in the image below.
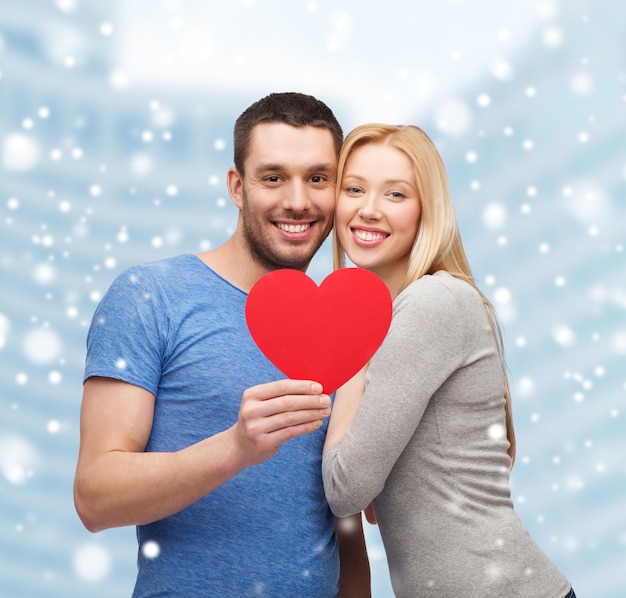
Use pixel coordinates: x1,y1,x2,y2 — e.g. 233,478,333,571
84,266,170,396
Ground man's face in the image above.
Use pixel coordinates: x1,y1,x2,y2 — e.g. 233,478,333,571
233,122,337,272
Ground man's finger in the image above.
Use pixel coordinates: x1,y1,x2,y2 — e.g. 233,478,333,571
244,379,324,401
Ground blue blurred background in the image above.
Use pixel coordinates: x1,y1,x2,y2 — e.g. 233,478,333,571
1,1,624,596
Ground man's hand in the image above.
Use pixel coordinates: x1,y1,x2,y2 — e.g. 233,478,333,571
234,379,331,467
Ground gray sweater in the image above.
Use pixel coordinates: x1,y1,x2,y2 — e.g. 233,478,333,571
323,271,571,598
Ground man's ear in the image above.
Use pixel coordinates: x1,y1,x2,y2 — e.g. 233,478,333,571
227,167,244,210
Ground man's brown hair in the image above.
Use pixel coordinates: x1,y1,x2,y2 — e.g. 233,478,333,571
233,92,343,175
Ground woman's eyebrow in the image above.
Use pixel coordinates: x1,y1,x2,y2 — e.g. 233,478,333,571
343,173,413,186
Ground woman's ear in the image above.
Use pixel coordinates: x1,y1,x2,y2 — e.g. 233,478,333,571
227,167,244,210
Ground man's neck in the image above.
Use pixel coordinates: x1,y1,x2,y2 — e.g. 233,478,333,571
196,235,275,293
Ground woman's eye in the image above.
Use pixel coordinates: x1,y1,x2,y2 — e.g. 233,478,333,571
345,187,363,194
389,191,405,200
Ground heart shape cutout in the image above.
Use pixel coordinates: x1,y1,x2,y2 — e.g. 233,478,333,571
246,268,392,394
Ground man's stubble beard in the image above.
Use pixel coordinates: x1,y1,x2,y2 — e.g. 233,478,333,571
240,188,333,272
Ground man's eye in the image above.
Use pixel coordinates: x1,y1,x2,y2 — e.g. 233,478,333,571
310,175,326,183
265,176,281,183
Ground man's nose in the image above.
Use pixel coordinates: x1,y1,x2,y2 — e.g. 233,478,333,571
281,180,311,212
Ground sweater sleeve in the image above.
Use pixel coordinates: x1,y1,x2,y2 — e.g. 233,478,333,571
322,275,470,517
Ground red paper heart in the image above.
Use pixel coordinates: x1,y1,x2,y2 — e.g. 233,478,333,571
245,268,392,394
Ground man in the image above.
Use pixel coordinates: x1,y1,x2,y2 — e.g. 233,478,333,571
74,92,370,597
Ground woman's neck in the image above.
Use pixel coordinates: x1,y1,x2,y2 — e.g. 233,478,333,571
368,262,409,300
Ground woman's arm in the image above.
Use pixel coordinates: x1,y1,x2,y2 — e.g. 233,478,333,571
322,277,468,516
324,366,367,453
325,369,374,597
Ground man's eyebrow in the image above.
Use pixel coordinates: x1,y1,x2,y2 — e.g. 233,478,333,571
253,163,285,174
306,163,336,173
252,162,336,175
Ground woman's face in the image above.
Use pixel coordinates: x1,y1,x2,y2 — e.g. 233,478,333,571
336,142,422,286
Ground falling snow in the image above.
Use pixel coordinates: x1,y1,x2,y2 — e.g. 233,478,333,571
0,434,40,486
141,540,161,559
1,1,625,597
73,543,111,582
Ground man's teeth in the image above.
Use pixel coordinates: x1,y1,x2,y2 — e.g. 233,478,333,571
276,223,311,233
354,229,386,242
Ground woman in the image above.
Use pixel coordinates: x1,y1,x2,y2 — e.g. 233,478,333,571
322,124,575,597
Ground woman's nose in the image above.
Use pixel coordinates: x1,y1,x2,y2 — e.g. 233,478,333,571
357,195,381,220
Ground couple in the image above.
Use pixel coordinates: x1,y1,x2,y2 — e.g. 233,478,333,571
74,92,574,597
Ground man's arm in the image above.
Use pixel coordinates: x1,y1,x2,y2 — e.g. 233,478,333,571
336,514,371,597
74,376,331,532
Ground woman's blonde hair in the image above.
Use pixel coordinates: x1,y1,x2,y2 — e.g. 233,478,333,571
333,124,516,465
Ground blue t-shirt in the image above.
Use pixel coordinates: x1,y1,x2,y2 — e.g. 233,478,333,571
84,254,338,597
